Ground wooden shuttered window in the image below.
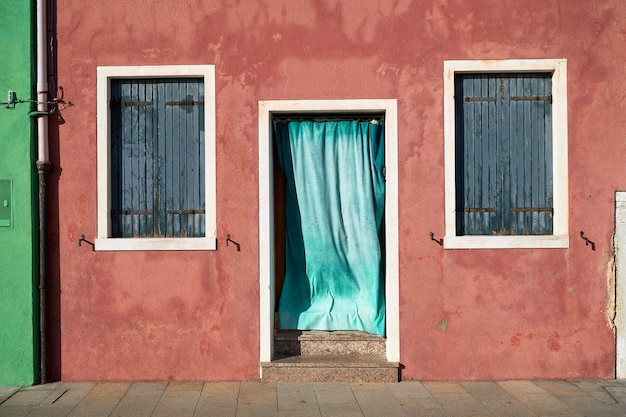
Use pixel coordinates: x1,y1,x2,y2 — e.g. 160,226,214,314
454,73,553,236
110,78,205,238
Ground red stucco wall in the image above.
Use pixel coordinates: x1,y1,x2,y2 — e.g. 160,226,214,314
55,0,625,381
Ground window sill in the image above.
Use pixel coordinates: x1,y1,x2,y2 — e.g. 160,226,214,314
444,235,570,249
94,237,217,251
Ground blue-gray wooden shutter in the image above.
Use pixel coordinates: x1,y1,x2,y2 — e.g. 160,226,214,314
110,78,205,238
455,73,553,235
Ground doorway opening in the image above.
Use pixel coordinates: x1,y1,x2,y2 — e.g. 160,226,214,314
273,115,386,336
259,100,399,366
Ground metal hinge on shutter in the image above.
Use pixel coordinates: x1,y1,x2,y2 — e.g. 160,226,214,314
510,95,552,103
510,207,554,216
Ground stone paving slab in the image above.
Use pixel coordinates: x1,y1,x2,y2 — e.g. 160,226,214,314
461,382,536,417
194,382,239,417
107,382,167,417
573,379,620,405
277,383,320,411
67,383,130,417
1,380,626,416
534,380,592,399
350,383,407,417
2,388,54,406
151,382,203,417
605,385,626,403
0,387,20,405
559,396,626,417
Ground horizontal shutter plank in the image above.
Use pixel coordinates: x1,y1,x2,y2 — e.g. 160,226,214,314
165,100,204,106
111,210,153,216
457,207,496,213
165,209,205,215
110,101,152,107
455,96,496,102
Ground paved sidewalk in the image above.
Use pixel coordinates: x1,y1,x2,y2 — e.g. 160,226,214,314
1,380,626,417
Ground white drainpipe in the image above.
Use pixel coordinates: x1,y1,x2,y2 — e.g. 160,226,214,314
36,0,49,164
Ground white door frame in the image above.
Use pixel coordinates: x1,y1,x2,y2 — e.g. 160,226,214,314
258,99,400,372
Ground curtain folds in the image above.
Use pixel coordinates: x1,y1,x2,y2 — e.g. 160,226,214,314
275,119,386,337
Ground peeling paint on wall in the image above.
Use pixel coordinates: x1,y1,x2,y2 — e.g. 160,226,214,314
607,231,616,330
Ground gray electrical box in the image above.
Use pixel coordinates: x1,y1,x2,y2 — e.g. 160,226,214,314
0,180,12,227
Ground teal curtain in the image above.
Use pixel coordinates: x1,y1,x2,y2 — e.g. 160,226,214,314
275,119,386,337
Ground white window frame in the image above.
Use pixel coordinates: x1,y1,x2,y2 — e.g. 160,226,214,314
95,65,217,251
444,59,569,249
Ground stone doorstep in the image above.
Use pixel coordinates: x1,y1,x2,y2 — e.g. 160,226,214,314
268,354,395,367
275,330,385,341
261,354,400,383
274,331,387,356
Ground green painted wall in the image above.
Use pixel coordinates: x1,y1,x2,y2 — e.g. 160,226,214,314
0,1,39,386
